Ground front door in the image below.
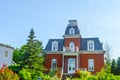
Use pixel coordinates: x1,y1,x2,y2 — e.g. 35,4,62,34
68,58,75,73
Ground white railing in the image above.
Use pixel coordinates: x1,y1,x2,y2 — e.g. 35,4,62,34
63,46,79,52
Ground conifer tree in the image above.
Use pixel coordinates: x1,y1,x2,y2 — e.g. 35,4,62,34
111,59,116,74
19,28,45,79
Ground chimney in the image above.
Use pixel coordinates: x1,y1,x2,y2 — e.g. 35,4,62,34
68,20,77,26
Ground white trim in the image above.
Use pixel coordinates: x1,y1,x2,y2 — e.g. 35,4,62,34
63,34,81,38
87,40,94,51
88,59,94,71
63,52,78,56
68,58,75,73
52,41,58,51
51,59,57,70
80,50,105,54
45,51,63,54
69,27,75,34
62,55,64,74
69,42,74,52
77,55,78,70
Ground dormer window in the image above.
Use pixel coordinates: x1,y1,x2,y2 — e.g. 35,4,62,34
87,40,94,51
52,41,58,51
69,27,75,34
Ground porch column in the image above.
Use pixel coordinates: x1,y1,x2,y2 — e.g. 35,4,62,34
62,54,64,74
77,54,78,70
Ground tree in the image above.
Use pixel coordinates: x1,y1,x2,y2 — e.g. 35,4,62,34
19,28,45,79
117,57,120,68
111,59,116,74
104,42,112,66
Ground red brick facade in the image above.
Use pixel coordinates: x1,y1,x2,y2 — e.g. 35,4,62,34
64,38,80,48
80,54,104,74
44,20,105,74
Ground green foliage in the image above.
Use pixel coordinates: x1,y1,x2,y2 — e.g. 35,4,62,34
66,69,120,80
12,28,46,79
117,57,120,68
19,68,31,80
49,69,56,77
8,65,21,73
0,66,19,80
111,57,120,75
111,59,117,74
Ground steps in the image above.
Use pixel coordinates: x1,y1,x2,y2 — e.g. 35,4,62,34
62,73,74,80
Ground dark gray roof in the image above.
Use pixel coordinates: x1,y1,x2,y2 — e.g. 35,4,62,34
44,39,64,51
80,38,103,50
65,26,80,35
44,38,103,51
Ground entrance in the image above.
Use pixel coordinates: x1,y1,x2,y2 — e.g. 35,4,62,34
68,58,75,73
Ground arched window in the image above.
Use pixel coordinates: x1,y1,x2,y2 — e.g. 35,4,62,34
69,27,75,34
52,41,58,51
69,42,74,52
87,40,94,51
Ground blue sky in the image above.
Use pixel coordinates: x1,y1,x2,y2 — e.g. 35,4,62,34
0,0,120,59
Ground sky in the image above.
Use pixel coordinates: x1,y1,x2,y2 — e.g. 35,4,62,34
0,0,120,59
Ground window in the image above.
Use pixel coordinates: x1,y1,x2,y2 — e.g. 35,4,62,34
88,59,94,71
69,42,74,52
52,41,58,51
87,40,94,50
51,59,57,70
69,27,75,34
5,51,8,57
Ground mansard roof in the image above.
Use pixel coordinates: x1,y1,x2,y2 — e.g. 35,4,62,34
44,37,103,51
44,39,64,51
65,20,80,35
80,38,103,50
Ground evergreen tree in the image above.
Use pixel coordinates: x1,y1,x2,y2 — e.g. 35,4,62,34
111,59,116,74
117,57,120,68
19,28,45,79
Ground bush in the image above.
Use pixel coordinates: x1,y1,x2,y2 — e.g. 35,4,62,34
19,68,31,80
0,65,19,80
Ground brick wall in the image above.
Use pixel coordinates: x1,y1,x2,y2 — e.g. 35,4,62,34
64,38,80,48
79,54,104,74
44,54,62,71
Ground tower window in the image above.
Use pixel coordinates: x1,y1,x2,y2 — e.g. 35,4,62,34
69,27,75,34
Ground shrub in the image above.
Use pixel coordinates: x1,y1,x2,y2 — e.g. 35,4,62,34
0,65,19,80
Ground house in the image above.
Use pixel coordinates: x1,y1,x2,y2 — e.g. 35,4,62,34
44,20,105,74
0,43,14,68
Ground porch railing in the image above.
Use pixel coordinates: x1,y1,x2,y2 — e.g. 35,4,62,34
63,46,79,52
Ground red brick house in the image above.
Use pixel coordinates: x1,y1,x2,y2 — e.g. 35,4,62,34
44,20,105,74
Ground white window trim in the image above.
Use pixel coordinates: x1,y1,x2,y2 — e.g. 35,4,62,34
69,27,75,34
5,51,8,57
52,41,58,51
51,59,57,70
69,42,74,52
87,40,94,51
88,59,94,71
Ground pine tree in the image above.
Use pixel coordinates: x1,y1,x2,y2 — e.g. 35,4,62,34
111,59,116,74
19,28,45,79
117,57,120,68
